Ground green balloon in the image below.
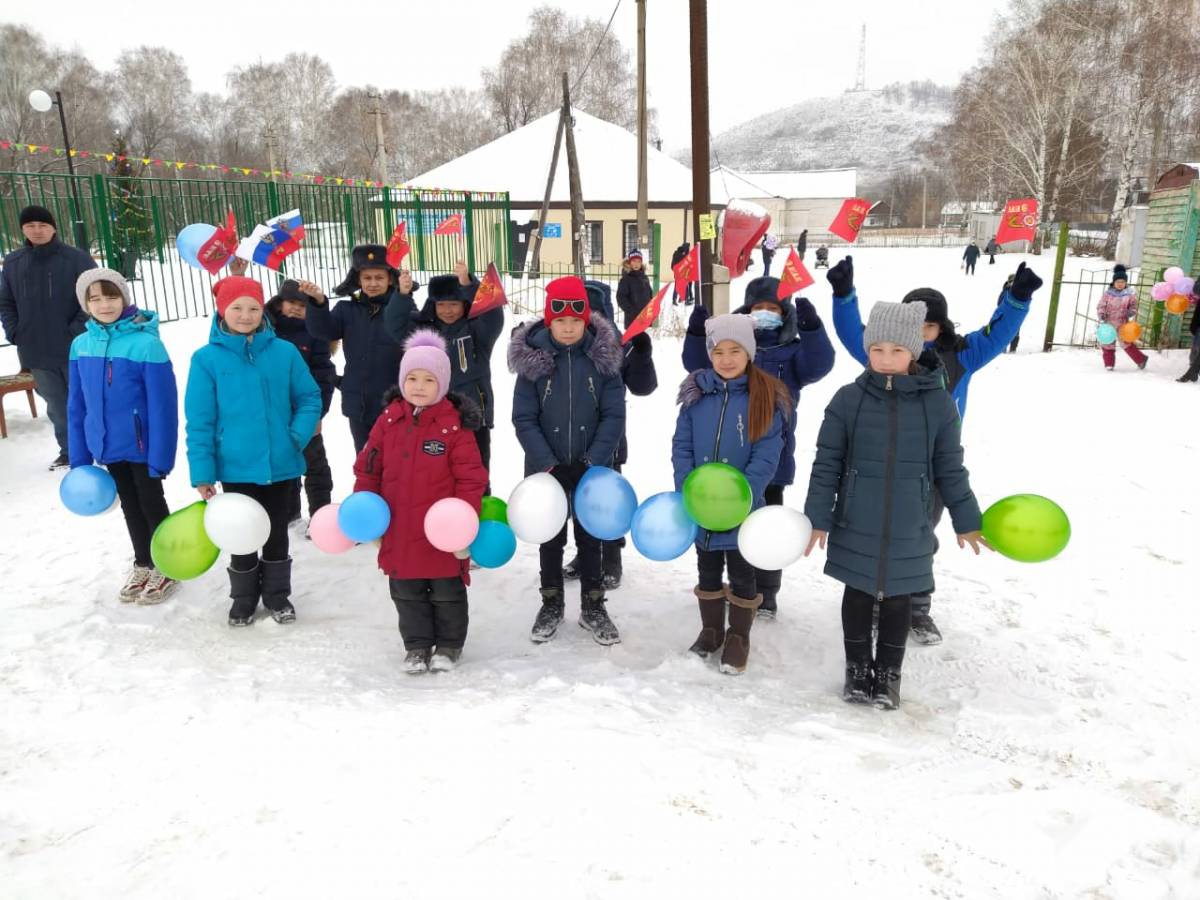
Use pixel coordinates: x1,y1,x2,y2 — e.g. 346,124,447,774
151,500,220,580
480,495,508,524
981,494,1071,563
682,463,753,532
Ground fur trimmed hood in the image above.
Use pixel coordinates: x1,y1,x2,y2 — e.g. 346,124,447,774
378,387,484,431
676,368,792,418
507,313,623,381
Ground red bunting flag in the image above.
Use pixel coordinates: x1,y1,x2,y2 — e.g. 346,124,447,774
434,213,463,236
672,244,699,301
776,246,814,299
828,198,871,243
386,221,410,268
196,209,239,275
621,282,670,345
994,198,1039,245
469,262,508,319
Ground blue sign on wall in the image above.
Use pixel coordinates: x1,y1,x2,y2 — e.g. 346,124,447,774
541,223,563,238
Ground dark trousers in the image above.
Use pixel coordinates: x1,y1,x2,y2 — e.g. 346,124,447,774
542,513,603,593
763,255,774,278
30,364,69,455
108,461,171,567
754,484,786,606
288,432,333,520
911,486,945,616
389,577,468,650
1008,334,1020,353
965,260,976,274
223,480,298,568
697,547,757,602
474,426,492,495
842,586,911,671
988,253,996,264
348,413,381,454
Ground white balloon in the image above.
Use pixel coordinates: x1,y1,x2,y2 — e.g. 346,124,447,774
737,505,812,570
203,492,272,555
507,473,569,544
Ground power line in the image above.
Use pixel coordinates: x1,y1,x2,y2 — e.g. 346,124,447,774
571,0,624,95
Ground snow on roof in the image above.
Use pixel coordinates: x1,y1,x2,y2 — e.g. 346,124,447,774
711,165,857,200
409,110,708,205
940,201,998,215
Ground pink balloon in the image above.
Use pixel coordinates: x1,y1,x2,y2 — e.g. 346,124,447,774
1173,275,1195,296
1151,282,1172,301
1163,266,1185,284
423,498,480,553
310,503,355,553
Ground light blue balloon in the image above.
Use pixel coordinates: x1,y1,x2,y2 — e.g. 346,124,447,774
337,491,391,542
176,223,217,270
631,491,698,561
60,465,118,516
469,520,517,568
1096,323,1118,345
575,466,638,541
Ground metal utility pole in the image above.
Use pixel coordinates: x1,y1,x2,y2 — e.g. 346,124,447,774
265,126,277,178
636,0,649,255
562,73,586,276
369,92,390,186
921,174,928,230
528,110,567,276
689,0,713,309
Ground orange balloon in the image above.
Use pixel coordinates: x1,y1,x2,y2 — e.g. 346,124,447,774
1118,321,1142,342
1166,294,1189,315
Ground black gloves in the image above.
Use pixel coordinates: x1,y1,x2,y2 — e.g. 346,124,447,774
826,256,854,298
688,301,710,336
629,332,652,354
551,460,588,491
1009,262,1043,302
794,298,821,331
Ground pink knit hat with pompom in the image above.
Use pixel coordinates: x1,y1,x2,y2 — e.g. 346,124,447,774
398,330,452,404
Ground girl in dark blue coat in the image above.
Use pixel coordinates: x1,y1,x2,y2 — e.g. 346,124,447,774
672,313,789,676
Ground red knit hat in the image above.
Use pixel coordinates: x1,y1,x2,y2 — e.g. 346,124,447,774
213,276,265,319
544,276,590,327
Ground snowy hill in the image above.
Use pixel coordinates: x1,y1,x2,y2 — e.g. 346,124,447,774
704,82,952,185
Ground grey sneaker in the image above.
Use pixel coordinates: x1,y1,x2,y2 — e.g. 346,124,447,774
430,647,462,671
119,566,153,603
404,648,431,674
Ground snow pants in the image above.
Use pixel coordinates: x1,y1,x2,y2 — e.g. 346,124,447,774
1101,341,1147,369
390,577,468,650
843,586,911,671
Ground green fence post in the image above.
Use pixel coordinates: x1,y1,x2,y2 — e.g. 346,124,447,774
382,186,393,239
342,194,355,250
92,173,115,267
502,194,513,270
266,180,281,218
150,195,165,264
1042,222,1070,352
464,194,476,273
414,194,426,271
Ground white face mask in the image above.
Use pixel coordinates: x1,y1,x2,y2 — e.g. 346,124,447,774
751,309,783,331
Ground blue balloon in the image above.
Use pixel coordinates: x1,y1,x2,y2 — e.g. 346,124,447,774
337,491,391,542
631,491,699,561
60,465,118,516
575,466,638,541
177,223,218,270
469,520,517,568
1096,322,1118,345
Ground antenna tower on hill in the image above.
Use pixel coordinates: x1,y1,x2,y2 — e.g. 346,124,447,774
853,24,867,92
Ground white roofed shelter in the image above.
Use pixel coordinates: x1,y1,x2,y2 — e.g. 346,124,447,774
710,165,857,245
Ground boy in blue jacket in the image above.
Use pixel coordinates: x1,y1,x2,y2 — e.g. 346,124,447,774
825,256,1042,643
508,276,626,646
69,269,179,604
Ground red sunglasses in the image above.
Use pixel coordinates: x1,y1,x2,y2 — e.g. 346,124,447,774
550,298,587,315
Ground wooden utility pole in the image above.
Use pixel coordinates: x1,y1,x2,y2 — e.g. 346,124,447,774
528,109,567,276
562,73,586,275
369,92,390,186
689,0,713,309
636,0,649,255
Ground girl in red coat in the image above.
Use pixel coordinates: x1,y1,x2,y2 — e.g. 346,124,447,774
353,330,488,673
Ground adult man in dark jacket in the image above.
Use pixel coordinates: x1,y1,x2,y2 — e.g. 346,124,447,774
0,205,96,468
797,229,808,260
962,241,981,274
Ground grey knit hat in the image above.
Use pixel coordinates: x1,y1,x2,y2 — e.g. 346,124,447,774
705,313,757,360
76,268,132,312
863,300,927,360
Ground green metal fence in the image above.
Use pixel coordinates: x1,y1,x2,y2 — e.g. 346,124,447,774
1064,264,1195,350
0,171,512,323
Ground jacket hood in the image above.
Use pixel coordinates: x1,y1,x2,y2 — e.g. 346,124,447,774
84,308,161,340
507,313,623,381
855,362,946,398
377,389,484,431
207,311,277,354
733,296,798,346
676,368,792,418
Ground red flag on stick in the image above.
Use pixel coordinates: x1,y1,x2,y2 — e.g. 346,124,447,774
434,214,463,236
469,262,508,319
621,282,669,345
994,198,1039,245
196,208,239,275
828,198,871,243
386,221,410,267
776,247,814,299
672,244,700,300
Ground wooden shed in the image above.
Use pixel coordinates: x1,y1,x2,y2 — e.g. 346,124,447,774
1136,164,1198,347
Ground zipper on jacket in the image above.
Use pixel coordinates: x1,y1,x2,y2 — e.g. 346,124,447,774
703,381,732,551
737,413,745,447
365,447,379,475
107,360,113,385
587,376,598,409
567,347,574,460
875,390,899,599
133,410,144,452
542,376,553,405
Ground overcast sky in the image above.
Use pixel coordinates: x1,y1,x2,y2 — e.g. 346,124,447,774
11,0,1007,153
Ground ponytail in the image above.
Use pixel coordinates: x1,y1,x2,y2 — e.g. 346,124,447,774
745,364,791,442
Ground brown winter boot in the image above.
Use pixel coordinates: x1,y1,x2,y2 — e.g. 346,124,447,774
720,591,762,675
689,586,727,657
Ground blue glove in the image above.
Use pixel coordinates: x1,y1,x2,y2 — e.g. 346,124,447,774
794,298,821,331
826,256,854,298
687,301,710,336
1009,262,1043,302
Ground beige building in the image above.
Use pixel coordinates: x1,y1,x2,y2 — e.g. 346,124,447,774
709,166,857,243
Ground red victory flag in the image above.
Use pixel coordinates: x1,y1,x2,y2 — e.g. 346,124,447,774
672,244,699,300
777,246,814,299
621,282,670,345
994,198,1040,245
469,262,508,319
828,198,871,243
434,213,463,236
196,209,239,275
386,221,410,268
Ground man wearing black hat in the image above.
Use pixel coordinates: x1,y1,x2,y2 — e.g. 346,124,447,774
0,205,96,468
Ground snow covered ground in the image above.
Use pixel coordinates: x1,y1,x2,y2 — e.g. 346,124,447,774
2,248,1197,898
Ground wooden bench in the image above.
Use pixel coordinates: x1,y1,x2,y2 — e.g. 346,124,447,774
0,371,38,439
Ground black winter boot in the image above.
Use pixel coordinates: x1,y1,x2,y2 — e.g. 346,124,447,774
689,587,727,657
227,562,261,626
601,542,623,590
579,590,620,645
531,588,566,643
843,661,873,704
261,558,295,624
757,589,778,621
1178,364,1200,383
872,667,902,710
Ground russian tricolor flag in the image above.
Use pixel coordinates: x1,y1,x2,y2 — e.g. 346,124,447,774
234,209,304,270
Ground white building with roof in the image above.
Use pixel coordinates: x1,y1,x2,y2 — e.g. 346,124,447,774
710,165,857,243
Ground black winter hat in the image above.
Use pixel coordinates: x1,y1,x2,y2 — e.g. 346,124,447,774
428,274,463,303
333,243,398,296
1111,264,1129,287
270,279,315,305
902,287,949,326
19,205,56,229
745,276,785,305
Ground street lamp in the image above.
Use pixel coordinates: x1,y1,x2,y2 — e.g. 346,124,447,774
28,89,89,248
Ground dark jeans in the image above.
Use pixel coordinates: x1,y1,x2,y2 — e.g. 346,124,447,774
911,486,945,616
390,577,469,650
697,547,757,602
763,255,774,278
288,432,333,520
965,260,976,274
108,461,171,567
542,513,603,593
754,484,786,607
1008,333,1020,353
475,426,492,494
348,413,381,454
223,480,298,567
30,364,69,455
988,253,996,264
843,586,911,671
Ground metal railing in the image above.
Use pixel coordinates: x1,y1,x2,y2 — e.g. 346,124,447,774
1063,264,1195,349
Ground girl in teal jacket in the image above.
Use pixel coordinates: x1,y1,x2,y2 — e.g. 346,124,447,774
185,276,321,627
